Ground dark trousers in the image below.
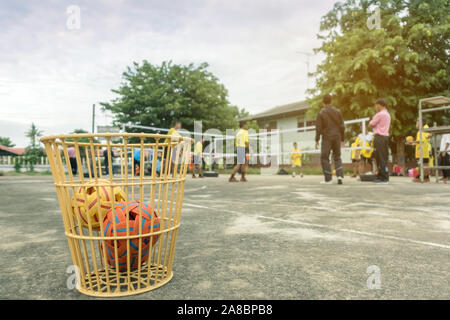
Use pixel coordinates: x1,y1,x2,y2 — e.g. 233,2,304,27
321,136,343,181
373,135,389,181
104,158,116,174
69,157,77,175
439,153,450,178
133,159,140,172
104,158,109,174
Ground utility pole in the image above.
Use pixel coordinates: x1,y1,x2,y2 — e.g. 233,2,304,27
92,104,95,133
296,51,312,89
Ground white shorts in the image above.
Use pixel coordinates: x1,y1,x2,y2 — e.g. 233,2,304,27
237,147,247,164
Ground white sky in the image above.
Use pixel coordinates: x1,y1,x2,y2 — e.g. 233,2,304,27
0,0,337,147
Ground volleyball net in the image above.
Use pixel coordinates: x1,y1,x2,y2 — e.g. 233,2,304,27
122,117,372,169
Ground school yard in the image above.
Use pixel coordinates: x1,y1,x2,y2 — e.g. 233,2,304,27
0,174,449,299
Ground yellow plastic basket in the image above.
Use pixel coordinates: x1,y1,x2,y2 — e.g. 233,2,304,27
41,133,191,297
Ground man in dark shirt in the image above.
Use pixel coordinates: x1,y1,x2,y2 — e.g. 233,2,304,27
103,148,115,175
315,94,345,184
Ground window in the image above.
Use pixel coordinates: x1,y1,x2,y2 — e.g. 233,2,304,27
297,116,305,129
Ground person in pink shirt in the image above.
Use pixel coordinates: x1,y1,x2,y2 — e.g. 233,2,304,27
67,146,77,175
369,98,391,183
391,162,404,176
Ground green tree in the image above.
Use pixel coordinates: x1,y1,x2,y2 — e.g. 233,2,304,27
100,61,243,137
14,157,22,173
238,108,260,131
66,129,92,143
24,123,44,172
307,0,450,162
0,137,15,147
26,123,43,149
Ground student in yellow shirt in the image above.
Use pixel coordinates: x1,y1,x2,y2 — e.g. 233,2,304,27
358,130,375,175
291,142,303,178
165,121,182,144
351,137,360,178
408,121,432,182
229,121,249,182
192,137,204,178
164,121,182,174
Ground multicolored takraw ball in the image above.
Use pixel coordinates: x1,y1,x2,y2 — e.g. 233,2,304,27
71,179,126,229
102,201,161,271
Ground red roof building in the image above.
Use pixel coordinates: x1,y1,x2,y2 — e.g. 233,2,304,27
0,145,26,156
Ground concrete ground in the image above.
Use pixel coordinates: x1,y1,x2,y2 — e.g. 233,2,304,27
0,174,449,299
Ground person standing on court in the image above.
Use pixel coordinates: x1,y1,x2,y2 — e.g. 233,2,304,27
438,133,450,183
164,121,182,174
103,147,115,175
133,147,142,175
166,121,182,143
315,94,345,185
67,146,77,175
229,121,249,182
368,98,391,183
192,137,204,178
290,142,303,178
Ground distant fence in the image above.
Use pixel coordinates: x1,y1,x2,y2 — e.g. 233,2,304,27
0,155,49,165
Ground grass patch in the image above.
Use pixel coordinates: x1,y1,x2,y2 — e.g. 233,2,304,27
0,170,53,176
216,167,261,175
278,167,354,176
211,166,354,175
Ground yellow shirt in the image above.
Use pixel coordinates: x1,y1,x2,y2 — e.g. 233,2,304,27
164,128,181,144
351,141,360,160
415,128,430,159
236,129,249,148
359,136,374,158
291,148,302,166
194,141,202,156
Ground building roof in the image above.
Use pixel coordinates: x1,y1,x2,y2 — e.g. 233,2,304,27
420,96,450,106
244,100,310,121
0,145,26,156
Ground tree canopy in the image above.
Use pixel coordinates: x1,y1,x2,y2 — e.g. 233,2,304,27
0,137,15,147
307,0,450,143
101,61,243,134
66,129,92,143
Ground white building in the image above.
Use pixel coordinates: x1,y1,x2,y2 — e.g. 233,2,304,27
246,100,352,165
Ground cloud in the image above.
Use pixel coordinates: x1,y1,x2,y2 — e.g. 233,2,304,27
0,0,335,147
